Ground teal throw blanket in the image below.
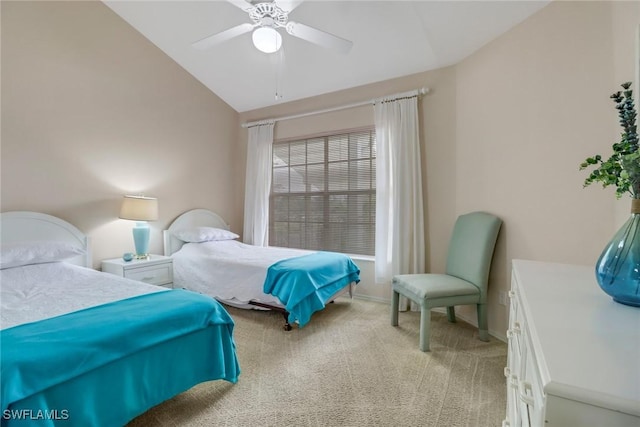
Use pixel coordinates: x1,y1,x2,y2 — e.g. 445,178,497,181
1,289,240,414
263,251,360,327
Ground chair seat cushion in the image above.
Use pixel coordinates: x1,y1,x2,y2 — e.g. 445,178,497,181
392,273,480,301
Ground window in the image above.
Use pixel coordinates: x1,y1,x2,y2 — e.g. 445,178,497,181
269,128,376,255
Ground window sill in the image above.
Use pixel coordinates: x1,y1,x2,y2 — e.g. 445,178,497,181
266,246,374,262
347,254,375,262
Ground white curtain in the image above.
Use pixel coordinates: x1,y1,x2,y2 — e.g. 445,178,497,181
243,121,275,246
374,93,425,294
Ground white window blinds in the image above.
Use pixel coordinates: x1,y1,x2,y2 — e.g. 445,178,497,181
269,128,376,255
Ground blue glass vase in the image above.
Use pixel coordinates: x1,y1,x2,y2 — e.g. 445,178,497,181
595,201,640,307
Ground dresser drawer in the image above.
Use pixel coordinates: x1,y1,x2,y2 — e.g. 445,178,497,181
507,280,524,359
519,329,545,427
125,264,172,286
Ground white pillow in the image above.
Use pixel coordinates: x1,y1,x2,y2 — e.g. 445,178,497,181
174,227,239,243
0,241,85,269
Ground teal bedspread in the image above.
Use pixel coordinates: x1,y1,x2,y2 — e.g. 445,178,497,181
1,289,240,426
263,251,360,327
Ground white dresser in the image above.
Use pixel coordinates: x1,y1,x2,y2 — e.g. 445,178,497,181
505,260,640,427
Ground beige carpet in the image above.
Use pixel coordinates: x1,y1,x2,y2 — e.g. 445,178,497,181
128,298,507,427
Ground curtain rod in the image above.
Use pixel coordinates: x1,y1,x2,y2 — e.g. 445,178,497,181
242,87,429,129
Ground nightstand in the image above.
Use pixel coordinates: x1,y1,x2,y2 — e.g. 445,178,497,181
101,255,173,288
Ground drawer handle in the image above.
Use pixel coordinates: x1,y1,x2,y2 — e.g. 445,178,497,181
142,276,155,281
506,324,521,339
518,380,535,406
508,290,515,298
504,367,519,389
510,374,519,389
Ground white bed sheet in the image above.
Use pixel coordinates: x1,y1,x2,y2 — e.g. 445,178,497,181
172,240,314,308
1,262,166,329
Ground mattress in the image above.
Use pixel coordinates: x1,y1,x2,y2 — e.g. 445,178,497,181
0,261,240,427
172,240,316,308
1,262,166,329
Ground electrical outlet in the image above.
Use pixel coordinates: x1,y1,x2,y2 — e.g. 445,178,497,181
499,291,507,306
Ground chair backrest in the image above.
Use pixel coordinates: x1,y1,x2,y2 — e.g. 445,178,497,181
445,211,502,301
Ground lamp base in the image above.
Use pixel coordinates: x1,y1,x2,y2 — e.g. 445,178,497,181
132,221,151,259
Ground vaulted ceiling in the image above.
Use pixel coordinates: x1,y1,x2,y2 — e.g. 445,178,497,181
104,0,550,112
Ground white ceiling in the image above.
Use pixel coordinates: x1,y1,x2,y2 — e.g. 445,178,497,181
104,0,550,112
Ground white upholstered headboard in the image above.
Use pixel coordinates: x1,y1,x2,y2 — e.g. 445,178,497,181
163,209,230,256
0,211,92,267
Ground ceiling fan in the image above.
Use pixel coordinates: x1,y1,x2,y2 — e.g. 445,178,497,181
192,0,353,54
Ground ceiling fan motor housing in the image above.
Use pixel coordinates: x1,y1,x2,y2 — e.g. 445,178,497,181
249,2,288,28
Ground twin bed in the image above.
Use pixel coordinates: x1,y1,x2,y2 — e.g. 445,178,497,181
0,212,240,427
163,209,361,330
0,208,359,425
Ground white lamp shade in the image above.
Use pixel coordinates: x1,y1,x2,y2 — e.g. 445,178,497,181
119,195,158,221
252,27,282,53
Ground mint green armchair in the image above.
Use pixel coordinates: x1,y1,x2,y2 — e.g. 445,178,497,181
391,211,502,352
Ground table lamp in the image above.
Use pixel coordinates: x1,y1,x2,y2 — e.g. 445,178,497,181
119,195,158,259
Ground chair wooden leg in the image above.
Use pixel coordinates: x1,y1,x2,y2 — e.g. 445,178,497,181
446,306,456,323
391,290,400,326
419,305,431,352
477,303,489,342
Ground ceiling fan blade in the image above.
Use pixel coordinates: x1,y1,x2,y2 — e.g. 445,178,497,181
286,21,352,54
278,0,304,12
192,23,255,50
225,0,254,12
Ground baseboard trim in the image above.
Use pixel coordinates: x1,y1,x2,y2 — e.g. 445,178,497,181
347,295,507,343
431,307,507,343
352,294,389,304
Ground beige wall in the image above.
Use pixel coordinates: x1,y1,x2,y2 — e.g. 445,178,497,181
239,1,640,338
1,1,241,268
612,1,640,226
2,1,638,337
454,0,631,334
238,67,458,304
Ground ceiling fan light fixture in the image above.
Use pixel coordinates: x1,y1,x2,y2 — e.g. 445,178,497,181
252,27,282,53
